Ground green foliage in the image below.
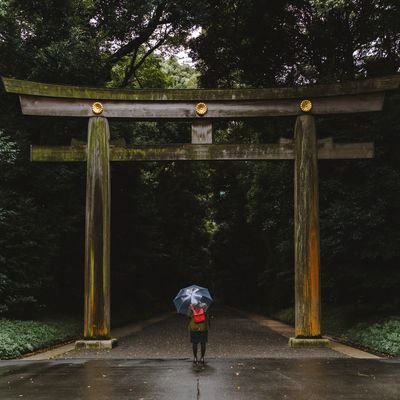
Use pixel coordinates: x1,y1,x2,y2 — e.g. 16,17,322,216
0,0,202,318
344,320,400,356
190,1,298,87
161,58,199,89
0,318,81,359
0,0,200,84
0,131,18,163
310,0,346,15
0,0,399,327
108,53,199,89
0,125,85,316
296,0,400,81
322,304,400,356
191,1,400,84
0,132,47,316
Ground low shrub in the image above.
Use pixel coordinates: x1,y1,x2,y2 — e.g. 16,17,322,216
0,318,81,359
343,320,400,356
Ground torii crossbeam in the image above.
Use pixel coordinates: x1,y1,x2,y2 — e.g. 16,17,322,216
3,75,400,348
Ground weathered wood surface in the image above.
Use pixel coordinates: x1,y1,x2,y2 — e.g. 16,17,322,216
84,117,111,339
318,142,374,159
294,115,322,338
3,75,400,100
19,93,384,118
31,145,87,161
192,121,213,144
30,141,374,162
110,144,296,161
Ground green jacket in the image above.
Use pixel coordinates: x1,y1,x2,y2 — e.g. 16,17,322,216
188,313,209,332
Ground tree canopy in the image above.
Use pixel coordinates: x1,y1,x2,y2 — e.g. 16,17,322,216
0,0,399,319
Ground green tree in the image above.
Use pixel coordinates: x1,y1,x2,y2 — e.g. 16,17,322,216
0,0,399,320
0,0,204,317
294,0,400,82
189,0,400,311
0,0,200,85
190,0,299,87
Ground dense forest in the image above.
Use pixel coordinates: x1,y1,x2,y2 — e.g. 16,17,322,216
0,0,399,327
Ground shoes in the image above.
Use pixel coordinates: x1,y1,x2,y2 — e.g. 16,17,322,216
193,357,198,365
200,357,205,364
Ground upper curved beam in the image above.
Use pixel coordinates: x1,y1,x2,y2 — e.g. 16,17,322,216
2,75,400,101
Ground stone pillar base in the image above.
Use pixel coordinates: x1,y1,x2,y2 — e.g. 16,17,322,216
289,337,330,347
75,338,118,350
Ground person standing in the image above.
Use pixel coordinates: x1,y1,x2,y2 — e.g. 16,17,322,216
189,303,209,364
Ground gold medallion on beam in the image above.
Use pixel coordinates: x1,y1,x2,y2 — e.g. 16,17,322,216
299,99,313,113
92,102,104,115
195,102,208,116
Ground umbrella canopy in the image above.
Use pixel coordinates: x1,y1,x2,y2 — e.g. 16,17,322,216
173,284,213,316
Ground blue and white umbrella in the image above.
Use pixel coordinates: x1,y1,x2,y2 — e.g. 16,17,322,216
173,284,213,316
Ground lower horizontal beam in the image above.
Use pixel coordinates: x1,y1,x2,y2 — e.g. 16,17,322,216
111,144,295,161
31,145,87,162
318,142,374,159
30,142,374,162
31,144,295,161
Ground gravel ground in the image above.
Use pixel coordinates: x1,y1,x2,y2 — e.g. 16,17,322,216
58,307,347,359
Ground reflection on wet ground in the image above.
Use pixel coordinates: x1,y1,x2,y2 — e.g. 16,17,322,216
1,358,399,400
2,308,399,399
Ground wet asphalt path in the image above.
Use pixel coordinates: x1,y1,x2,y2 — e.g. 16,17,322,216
0,307,399,399
1,358,399,399
59,307,346,359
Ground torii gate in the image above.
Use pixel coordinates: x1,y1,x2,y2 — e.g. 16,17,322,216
2,75,400,348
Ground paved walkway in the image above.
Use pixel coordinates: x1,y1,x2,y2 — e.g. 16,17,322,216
57,307,348,360
2,307,398,399
23,307,378,361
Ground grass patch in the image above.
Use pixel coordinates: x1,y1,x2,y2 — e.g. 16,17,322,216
0,317,81,359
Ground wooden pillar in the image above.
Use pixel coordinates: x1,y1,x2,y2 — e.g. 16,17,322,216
294,114,321,338
84,116,111,339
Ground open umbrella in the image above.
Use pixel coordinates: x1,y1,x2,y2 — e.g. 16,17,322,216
173,284,213,316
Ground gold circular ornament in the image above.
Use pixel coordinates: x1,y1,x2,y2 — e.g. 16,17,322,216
299,99,313,113
195,102,208,116
92,102,104,115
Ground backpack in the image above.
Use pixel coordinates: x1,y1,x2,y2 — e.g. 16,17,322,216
192,307,206,323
